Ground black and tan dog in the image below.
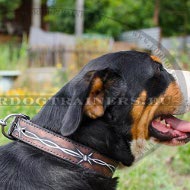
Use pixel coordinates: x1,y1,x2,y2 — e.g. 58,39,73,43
0,51,190,190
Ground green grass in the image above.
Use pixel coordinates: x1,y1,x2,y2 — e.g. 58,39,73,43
116,146,190,190
0,41,27,70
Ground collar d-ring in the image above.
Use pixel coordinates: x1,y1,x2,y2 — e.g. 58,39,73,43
0,114,30,140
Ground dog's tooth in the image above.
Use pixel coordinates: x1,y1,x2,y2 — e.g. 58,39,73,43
160,119,166,125
166,124,171,128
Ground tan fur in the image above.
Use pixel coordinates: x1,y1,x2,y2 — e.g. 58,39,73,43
130,139,147,159
156,82,183,116
84,77,105,119
131,91,164,140
131,81,182,143
150,55,161,63
130,82,182,159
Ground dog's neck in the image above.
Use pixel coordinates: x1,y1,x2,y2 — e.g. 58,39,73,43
31,91,134,167
32,106,116,160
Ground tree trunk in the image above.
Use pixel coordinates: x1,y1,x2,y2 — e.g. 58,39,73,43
75,0,84,36
32,0,41,28
153,0,160,26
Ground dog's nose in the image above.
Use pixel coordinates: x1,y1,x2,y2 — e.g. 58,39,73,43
167,69,190,115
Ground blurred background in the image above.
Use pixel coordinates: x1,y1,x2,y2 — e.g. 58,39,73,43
0,0,190,189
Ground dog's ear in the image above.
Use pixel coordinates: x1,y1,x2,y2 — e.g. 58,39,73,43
61,68,112,136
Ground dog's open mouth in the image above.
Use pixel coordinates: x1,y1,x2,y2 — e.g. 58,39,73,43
149,115,190,145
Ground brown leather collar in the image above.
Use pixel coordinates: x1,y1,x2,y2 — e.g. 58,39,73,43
7,115,118,178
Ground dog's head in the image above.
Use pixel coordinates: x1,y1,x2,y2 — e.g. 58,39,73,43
35,51,190,166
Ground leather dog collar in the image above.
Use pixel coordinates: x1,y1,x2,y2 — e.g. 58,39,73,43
2,114,118,178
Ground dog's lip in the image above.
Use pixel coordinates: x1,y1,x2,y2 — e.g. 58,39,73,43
149,115,190,144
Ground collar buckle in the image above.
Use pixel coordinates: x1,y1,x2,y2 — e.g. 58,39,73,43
0,114,30,140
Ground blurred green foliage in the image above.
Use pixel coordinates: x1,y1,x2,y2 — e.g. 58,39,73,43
0,36,28,70
116,146,190,190
0,0,21,22
0,44,21,70
45,0,190,38
173,144,190,174
0,0,189,38
53,68,69,88
159,0,190,36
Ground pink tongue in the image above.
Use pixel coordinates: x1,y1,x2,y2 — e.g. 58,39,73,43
165,116,190,132
151,120,186,136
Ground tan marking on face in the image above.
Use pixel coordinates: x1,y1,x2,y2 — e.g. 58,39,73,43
156,82,183,116
84,77,105,119
131,81,182,147
131,92,164,140
150,55,162,64
131,90,147,122
131,90,150,140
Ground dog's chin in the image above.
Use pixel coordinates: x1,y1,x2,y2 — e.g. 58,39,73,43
149,115,190,146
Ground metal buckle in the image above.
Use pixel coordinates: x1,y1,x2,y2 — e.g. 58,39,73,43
0,114,30,140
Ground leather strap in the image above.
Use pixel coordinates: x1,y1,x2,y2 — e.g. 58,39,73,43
9,117,118,178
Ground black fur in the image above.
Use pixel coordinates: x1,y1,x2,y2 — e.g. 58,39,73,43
0,51,175,189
